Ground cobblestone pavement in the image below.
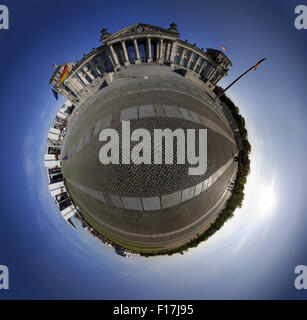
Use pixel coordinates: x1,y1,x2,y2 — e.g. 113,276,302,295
61,64,238,249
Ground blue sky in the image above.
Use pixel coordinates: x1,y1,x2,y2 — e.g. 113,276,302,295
1,0,307,299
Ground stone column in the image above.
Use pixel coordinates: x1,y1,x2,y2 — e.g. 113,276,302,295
106,53,113,69
207,66,216,80
178,48,185,66
169,41,176,65
133,39,141,64
82,65,95,81
146,38,152,62
71,73,86,91
165,41,171,62
186,51,193,69
193,56,200,72
198,59,208,74
121,41,130,66
155,41,159,61
109,44,120,69
77,70,90,85
90,61,99,77
158,38,163,62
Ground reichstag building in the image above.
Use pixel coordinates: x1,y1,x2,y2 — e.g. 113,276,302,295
47,23,238,253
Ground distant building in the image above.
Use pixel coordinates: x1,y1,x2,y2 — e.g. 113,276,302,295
44,101,77,227
50,23,231,103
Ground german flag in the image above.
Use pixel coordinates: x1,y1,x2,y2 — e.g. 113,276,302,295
254,62,260,71
254,58,266,71
221,45,226,51
59,65,70,83
52,64,57,71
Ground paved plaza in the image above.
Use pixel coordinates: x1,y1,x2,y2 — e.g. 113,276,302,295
61,64,238,250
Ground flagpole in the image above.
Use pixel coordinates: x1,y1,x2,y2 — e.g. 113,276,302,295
214,58,266,102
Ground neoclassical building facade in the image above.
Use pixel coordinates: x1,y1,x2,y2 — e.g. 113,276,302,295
50,23,232,103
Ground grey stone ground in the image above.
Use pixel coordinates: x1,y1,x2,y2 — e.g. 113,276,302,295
62,64,238,250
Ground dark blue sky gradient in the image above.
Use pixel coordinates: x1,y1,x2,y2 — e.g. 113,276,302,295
0,0,307,299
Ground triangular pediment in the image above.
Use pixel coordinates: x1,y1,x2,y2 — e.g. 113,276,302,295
104,23,179,42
